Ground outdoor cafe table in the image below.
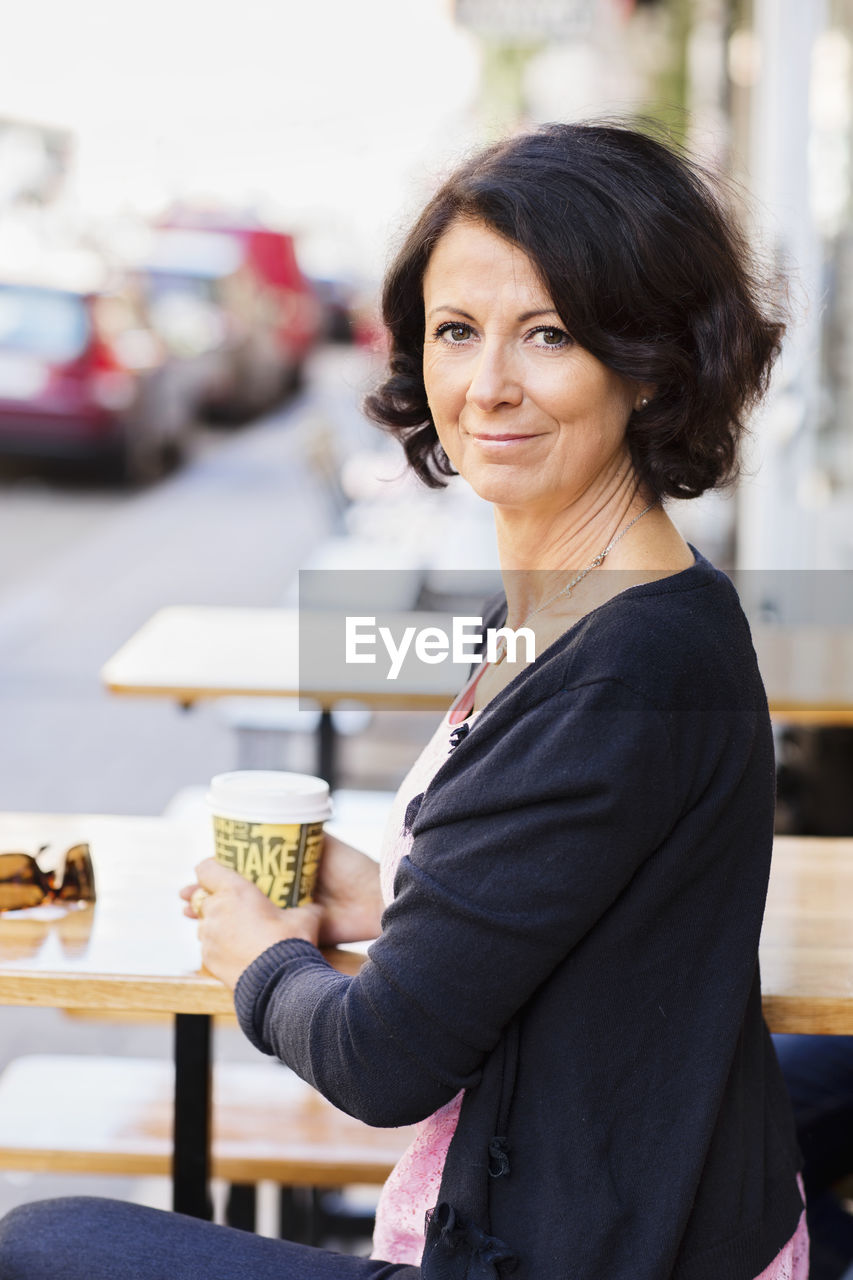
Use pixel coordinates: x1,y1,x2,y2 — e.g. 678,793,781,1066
0,812,363,1220
100,606,463,787
101,608,853,734
0,816,852,1223
761,835,853,1034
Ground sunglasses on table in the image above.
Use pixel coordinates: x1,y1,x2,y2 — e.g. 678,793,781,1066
0,844,96,912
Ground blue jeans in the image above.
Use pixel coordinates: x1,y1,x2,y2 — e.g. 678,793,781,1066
774,1034,853,1280
0,1197,419,1280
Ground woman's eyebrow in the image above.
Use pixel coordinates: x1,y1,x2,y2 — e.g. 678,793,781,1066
425,306,476,320
517,309,561,322
425,306,559,321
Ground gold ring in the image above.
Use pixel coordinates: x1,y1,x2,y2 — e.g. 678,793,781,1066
190,887,210,918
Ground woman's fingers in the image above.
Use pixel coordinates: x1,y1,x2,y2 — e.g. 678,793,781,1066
178,858,324,988
179,881,202,918
189,887,210,917
194,857,247,893
180,862,257,919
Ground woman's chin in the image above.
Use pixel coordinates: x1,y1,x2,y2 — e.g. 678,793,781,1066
461,472,547,511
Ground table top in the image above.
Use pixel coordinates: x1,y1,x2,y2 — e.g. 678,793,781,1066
0,815,851,1033
101,606,461,710
101,606,853,724
759,835,853,1033
0,813,362,1016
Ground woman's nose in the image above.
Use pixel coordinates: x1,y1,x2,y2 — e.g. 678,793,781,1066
465,343,523,412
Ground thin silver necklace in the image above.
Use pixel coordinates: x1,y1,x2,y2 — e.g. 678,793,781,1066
493,501,657,665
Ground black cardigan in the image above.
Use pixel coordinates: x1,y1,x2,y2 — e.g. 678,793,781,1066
235,551,802,1280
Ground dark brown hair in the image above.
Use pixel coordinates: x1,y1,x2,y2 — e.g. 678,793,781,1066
364,122,785,500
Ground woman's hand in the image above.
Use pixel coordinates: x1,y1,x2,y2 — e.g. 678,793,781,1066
180,834,384,987
312,833,385,946
180,859,322,991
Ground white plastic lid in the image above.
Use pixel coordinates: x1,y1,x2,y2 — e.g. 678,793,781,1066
206,771,332,824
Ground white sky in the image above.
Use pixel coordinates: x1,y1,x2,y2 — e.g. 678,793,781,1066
0,0,482,274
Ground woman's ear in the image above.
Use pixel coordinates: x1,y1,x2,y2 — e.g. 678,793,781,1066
633,385,656,411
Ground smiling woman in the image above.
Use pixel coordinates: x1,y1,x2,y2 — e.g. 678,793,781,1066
0,124,805,1280
421,220,643,517
367,122,782,504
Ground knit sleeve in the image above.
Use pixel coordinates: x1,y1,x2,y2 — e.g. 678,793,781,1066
234,678,679,1127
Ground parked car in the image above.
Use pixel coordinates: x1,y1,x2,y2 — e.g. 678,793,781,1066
0,271,196,483
136,227,283,422
157,214,322,412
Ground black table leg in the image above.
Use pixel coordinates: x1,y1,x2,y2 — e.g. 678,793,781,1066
318,709,337,791
173,1012,213,1219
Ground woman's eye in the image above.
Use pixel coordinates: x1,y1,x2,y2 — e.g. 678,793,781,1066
435,322,473,343
531,326,570,348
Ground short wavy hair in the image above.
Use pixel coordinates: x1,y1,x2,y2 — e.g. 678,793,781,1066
364,122,785,501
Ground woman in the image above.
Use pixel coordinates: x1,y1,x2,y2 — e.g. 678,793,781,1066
0,124,806,1280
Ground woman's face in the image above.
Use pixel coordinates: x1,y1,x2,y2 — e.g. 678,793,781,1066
422,219,641,516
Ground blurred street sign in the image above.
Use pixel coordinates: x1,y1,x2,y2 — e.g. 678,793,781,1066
454,0,593,40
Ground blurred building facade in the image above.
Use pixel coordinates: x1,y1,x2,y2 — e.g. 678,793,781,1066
454,0,853,575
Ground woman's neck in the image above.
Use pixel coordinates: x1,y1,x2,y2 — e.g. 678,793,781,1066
493,473,654,627
469,489,694,717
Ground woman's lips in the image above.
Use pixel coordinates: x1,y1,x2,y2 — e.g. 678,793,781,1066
470,433,541,444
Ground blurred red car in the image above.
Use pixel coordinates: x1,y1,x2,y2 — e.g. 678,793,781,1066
159,213,322,411
0,275,195,482
138,228,280,421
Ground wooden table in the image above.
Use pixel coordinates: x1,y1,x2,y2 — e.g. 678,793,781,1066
1,818,851,1221
0,812,362,1218
102,608,853,728
101,606,464,786
760,835,853,1034
100,606,462,707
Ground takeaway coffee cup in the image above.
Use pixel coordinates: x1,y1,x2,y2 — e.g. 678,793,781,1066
207,771,332,909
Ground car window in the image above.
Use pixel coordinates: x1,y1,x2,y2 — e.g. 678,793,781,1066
0,285,89,362
143,272,226,355
145,272,219,304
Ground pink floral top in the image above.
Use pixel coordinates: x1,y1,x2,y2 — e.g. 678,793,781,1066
370,710,473,1262
370,670,809,1276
